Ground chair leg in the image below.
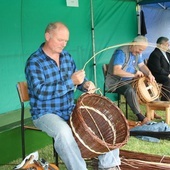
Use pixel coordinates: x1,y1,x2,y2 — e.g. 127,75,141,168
125,100,128,119
118,94,128,119
21,127,25,160
52,138,59,166
54,151,59,166
21,105,26,160
118,94,120,107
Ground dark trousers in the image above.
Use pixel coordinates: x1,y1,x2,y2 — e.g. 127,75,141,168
115,83,141,115
161,79,170,101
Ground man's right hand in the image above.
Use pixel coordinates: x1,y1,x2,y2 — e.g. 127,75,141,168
134,70,144,78
71,70,85,85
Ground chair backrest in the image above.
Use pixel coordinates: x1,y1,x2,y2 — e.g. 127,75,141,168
102,64,109,95
102,64,109,79
17,82,29,103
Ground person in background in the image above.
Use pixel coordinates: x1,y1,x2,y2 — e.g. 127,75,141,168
25,21,120,170
105,35,160,124
147,36,170,101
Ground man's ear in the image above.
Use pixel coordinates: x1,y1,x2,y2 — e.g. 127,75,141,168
45,32,50,41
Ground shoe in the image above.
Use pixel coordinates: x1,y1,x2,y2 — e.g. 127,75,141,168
154,112,162,119
141,117,149,125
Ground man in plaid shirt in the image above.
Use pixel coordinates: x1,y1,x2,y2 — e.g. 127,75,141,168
25,22,120,170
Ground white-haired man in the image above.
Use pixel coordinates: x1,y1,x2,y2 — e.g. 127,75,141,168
106,35,157,124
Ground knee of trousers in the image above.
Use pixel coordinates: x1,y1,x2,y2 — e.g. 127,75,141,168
124,86,136,99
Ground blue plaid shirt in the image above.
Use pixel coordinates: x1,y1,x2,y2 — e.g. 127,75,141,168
25,43,87,121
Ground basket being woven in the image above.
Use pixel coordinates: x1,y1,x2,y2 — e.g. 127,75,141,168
133,77,161,104
69,93,129,159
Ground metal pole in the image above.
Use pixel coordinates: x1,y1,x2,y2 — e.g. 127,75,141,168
137,4,141,35
90,0,97,86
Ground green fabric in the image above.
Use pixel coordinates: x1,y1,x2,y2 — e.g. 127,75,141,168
0,0,137,115
0,127,52,165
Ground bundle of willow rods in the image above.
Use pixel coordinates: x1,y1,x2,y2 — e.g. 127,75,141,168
120,150,170,170
120,158,170,170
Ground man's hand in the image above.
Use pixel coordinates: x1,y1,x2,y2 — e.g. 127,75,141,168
83,81,96,93
71,70,85,85
134,70,144,78
147,73,155,82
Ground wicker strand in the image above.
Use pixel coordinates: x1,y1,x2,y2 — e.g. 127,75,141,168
70,115,106,155
79,101,124,170
83,42,157,71
80,102,116,146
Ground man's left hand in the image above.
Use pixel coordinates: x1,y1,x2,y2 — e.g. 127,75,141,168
148,73,155,82
83,81,96,93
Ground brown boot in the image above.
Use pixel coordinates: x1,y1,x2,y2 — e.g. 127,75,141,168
141,117,149,125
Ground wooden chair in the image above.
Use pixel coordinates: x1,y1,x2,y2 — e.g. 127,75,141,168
16,81,58,165
102,64,128,118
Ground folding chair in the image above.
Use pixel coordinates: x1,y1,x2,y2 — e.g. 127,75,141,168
102,64,128,118
16,81,58,165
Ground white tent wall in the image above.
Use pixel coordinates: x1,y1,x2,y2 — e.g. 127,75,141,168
139,2,170,60
0,0,138,115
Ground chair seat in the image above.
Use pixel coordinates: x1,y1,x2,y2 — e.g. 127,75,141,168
146,101,170,124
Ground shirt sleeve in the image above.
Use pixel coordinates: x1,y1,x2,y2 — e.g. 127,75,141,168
113,50,126,66
138,54,144,64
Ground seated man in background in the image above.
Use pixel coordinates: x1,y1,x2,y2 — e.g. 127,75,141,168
106,35,157,124
147,36,170,101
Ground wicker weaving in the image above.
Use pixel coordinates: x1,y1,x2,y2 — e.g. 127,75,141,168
133,77,161,103
69,93,129,159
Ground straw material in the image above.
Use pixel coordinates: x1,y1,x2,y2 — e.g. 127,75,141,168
120,150,170,170
69,93,129,159
133,77,160,104
84,149,170,170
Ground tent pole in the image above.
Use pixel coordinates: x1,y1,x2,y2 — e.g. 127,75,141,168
137,4,141,35
90,0,97,87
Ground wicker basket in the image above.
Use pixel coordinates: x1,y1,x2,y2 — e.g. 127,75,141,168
133,77,161,104
69,93,129,159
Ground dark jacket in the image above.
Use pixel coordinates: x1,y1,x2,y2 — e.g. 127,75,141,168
147,48,170,84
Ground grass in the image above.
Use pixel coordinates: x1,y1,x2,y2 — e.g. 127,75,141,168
123,136,170,155
1,99,170,170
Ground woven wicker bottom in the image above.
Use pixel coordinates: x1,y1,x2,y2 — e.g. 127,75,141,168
133,77,161,103
70,93,129,159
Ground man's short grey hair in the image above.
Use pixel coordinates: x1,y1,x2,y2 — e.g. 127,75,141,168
45,22,67,33
45,22,57,33
133,35,148,43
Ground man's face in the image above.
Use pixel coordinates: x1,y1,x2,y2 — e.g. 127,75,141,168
46,28,69,54
160,41,170,52
131,45,147,56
